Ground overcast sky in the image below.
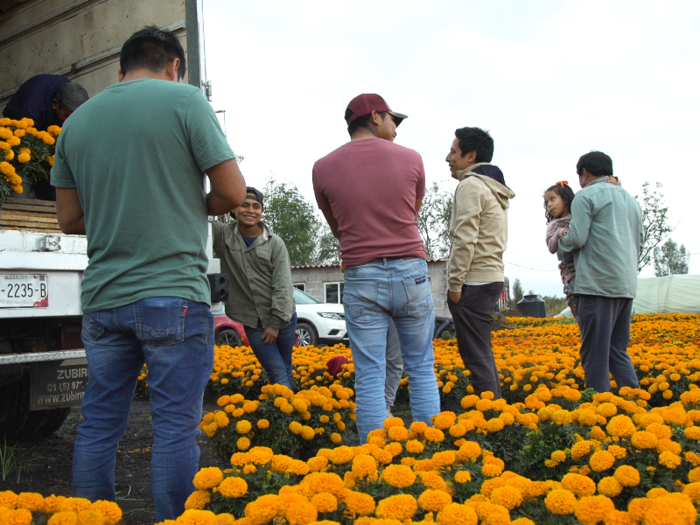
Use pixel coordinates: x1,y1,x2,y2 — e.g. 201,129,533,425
203,0,699,297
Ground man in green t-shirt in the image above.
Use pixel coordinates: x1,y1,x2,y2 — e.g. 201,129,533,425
51,26,246,521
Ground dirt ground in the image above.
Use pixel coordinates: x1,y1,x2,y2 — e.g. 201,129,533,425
2,395,227,525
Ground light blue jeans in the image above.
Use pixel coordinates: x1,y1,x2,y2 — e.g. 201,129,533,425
343,258,440,443
74,297,214,522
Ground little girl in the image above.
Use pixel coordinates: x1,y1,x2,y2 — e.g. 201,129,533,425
544,181,578,318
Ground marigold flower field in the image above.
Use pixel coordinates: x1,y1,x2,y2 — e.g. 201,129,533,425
3,313,700,525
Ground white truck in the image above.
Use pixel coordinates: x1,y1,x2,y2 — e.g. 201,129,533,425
0,0,221,441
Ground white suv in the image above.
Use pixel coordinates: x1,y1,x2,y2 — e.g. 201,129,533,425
294,288,347,347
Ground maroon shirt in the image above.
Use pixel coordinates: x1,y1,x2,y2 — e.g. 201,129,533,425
313,138,427,268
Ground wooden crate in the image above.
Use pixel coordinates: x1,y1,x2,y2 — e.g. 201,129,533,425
0,198,61,233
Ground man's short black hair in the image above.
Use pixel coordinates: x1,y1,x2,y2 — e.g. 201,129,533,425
347,111,388,137
576,151,613,177
55,83,89,111
454,127,494,163
120,26,187,80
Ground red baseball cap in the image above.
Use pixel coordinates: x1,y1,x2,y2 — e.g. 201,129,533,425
344,93,408,125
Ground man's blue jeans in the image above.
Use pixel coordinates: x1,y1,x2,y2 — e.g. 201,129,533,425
343,258,440,443
74,297,214,522
244,312,297,389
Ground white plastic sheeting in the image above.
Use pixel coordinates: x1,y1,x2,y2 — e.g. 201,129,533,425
555,275,700,317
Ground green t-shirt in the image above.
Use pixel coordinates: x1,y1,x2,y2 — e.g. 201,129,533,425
51,78,235,313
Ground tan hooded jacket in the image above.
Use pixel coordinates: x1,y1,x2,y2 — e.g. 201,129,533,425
448,163,516,292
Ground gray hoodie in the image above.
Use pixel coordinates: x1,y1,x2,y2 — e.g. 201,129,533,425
448,163,516,292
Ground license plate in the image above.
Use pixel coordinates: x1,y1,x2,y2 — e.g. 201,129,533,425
0,274,49,308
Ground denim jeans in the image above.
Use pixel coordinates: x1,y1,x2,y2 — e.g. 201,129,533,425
344,258,440,443
384,317,404,413
74,297,214,522
244,312,297,389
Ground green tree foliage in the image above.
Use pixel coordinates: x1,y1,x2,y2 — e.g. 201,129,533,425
263,179,320,266
636,181,674,273
417,182,453,259
542,295,569,317
315,223,341,265
511,278,524,309
653,238,690,276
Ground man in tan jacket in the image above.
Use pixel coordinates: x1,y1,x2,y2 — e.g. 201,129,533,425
446,127,515,398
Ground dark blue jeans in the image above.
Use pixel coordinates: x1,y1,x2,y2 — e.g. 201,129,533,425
245,313,297,389
74,297,214,522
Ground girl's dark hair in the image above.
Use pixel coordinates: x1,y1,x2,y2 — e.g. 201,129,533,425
543,183,575,223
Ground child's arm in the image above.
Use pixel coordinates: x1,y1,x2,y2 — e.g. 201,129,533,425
546,221,564,254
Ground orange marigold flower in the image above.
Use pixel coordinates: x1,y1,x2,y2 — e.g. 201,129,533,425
375,494,418,521
436,503,478,525
218,477,248,498
631,431,658,449
418,489,452,512
544,489,577,515
310,492,338,513
193,467,224,490
184,490,211,510
589,450,615,472
597,476,623,498
489,485,523,510
561,473,596,497
613,465,640,487
343,490,376,515
382,464,416,488
606,415,636,437
574,495,614,525
658,451,682,469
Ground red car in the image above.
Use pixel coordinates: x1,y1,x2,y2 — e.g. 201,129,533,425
214,314,249,348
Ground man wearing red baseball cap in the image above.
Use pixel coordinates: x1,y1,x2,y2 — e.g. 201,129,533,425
312,94,440,444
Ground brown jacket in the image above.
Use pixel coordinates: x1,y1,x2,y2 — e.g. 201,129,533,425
448,163,515,292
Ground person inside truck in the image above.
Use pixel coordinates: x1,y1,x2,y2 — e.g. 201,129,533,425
51,26,246,521
4,74,89,199
212,187,298,390
3,74,88,131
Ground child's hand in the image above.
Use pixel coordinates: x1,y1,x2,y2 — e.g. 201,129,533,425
562,228,569,237
605,176,620,185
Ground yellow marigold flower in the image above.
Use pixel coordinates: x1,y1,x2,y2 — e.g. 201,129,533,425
418,471,448,491
17,152,30,163
351,454,377,479
432,451,456,468
292,398,308,412
577,410,598,426
89,500,122,525
544,489,577,515
310,492,338,513
631,431,658,449
256,418,270,429
574,495,614,525
610,465,640,487
330,432,342,444
404,439,424,454
646,487,669,498
418,489,452,512
307,456,329,472
589,450,615,472
235,420,252,434
382,464,416,488
552,409,573,425
375,494,418,521
344,490,376,515
242,464,257,475
289,421,303,434
647,423,673,440
627,498,652,523
480,477,506,498
606,415,636,437
244,494,280,525
490,485,523,510
686,452,700,467
236,437,250,451
476,399,494,412
214,412,230,428
571,440,594,460
436,502,478,525
589,425,607,441
457,441,482,461
329,446,354,465
684,426,700,440
301,425,315,440
16,492,44,512
683,482,700,504
550,450,567,464
433,413,456,430
655,438,682,455
218,476,248,498
607,445,627,460
424,427,445,443
486,417,505,433
248,447,274,465
662,406,688,426
561,473,596,497
658,451,682,469
58,498,92,512
287,459,310,476
455,471,472,483
643,495,696,525
193,467,225,490
597,476,623,498
280,403,294,414
690,467,700,483
387,425,409,441
185,490,211,510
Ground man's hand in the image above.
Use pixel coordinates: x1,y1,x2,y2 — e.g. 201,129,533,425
261,327,278,344
449,291,462,304
206,159,247,215
55,188,86,234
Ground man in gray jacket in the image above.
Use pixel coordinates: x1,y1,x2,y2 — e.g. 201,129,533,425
558,151,642,393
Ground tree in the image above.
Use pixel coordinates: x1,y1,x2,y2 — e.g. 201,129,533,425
263,179,320,266
416,182,453,259
511,278,524,309
653,238,690,276
636,181,675,273
315,223,341,265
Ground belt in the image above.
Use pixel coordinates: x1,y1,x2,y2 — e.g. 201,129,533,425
370,256,419,263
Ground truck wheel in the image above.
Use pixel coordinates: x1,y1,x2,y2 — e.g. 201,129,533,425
0,374,30,442
215,328,242,348
14,407,72,441
296,322,318,347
